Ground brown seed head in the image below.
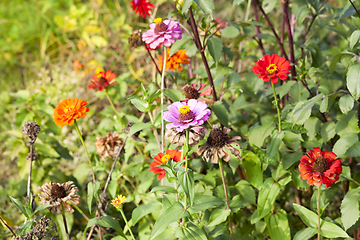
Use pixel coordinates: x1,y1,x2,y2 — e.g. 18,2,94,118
183,85,200,99
207,128,229,149
313,156,329,173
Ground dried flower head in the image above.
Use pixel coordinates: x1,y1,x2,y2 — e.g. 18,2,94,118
53,98,89,127
128,30,143,49
197,125,241,164
111,195,127,210
130,0,155,18
157,49,190,71
96,132,124,161
25,145,38,161
299,147,342,187
149,149,184,180
183,83,214,105
142,18,182,49
22,121,40,144
38,181,80,214
165,126,205,147
252,54,291,83
89,70,117,91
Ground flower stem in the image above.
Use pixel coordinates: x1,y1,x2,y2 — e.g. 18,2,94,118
183,128,190,210
317,187,321,240
271,82,282,132
27,144,34,199
161,46,167,153
61,204,70,240
148,111,161,152
105,88,120,118
120,209,136,240
74,119,96,183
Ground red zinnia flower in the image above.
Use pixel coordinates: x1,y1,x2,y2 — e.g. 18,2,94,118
53,98,89,127
252,54,291,83
298,147,342,187
130,0,155,19
89,70,117,91
149,149,184,180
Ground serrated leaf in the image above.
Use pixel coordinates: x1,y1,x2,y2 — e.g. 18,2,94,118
207,37,223,63
242,151,263,189
341,188,360,230
132,201,162,224
339,94,354,114
347,64,360,100
194,0,214,15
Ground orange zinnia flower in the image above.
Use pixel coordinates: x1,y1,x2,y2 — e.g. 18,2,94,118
53,98,89,127
252,54,291,83
157,49,190,71
89,70,117,91
298,147,342,187
73,60,84,73
149,149,184,180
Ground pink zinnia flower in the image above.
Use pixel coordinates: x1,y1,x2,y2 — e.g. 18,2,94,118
142,18,182,50
163,99,211,132
130,0,155,19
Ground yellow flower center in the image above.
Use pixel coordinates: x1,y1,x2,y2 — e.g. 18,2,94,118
266,64,278,75
111,195,127,210
154,18,163,24
161,154,171,164
64,106,75,113
179,105,190,114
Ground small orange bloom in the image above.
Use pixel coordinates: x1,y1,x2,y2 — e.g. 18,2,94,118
157,49,190,71
149,149,184,180
73,60,84,73
89,70,117,91
252,54,291,83
53,98,89,127
299,147,342,187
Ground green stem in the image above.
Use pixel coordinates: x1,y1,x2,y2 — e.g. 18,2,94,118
317,187,321,240
105,88,120,118
340,174,360,187
120,209,136,240
161,47,167,153
62,204,70,240
147,112,161,152
271,82,282,132
74,120,96,183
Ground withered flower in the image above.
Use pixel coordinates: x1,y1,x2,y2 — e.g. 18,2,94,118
128,30,143,49
38,181,80,214
183,84,214,105
22,121,40,144
25,145,39,161
197,125,241,164
96,132,124,161
165,126,205,147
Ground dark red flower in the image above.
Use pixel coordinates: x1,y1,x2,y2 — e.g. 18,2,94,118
130,0,155,18
299,147,342,187
149,149,183,180
89,70,117,91
252,54,291,83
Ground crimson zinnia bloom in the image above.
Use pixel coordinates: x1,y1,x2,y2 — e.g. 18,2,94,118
298,147,342,187
89,70,117,91
252,54,291,83
149,149,183,180
53,98,89,127
130,0,155,18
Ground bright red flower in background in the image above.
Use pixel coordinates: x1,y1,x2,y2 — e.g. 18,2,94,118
53,98,89,127
149,149,183,180
252,54,291,83
299,147,342,187
130,0,155,18
89,70,117,91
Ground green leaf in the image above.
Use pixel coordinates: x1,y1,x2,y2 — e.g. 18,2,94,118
242,151,263,189
320,95,328,113
341,188,360,230
34,143,60,158
339,94,354,114
320,219,350,238
292,0,310,25
188,195,224,214
211,101,228,127
129,122,152,136
350,30,360,49
182,0,194,14
169,37,191,56
9,196,32,219
233,0,245,6
293,203,318,228
235,180,256,205
221,26,240,38
151,202,189,239
347,64,360,100
98,216,126,238
257,178,280,219
265,209,291,240
208,207,231,226
178,170,195,206
266,130,285,159
207,37,223,63
332,134,358,156
345,141,360,157
248,122,276,148
304,117,321,140
291,94,323,125
175,222,208,240
320,121,336,143
84,218,99,237
132,201,162,225
149,186,178,195
87,181,100,214
329,51,353,74
108,179,118,199
33,204,52,215
128,96,149,112
163,88,183,102
194,0,214,15
293,228,317,240
282,152,303,170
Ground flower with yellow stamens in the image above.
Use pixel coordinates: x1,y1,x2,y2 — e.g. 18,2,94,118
111,195,127,210
149,150,184,180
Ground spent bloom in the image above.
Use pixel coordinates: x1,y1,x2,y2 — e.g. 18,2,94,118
53,98,89,127
183,83,213,105
38,181,80,214
22,121,40,144
299,147,342,187
197,125,241,164
252,54,291,83
130,0,155,18
157,49,190,71
165,126,205,147
128,30,143,49
149,149,184,180
142,18,182,50
111,195,127,210
163,99,211,132
89,70,117,91
96,132,124,161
